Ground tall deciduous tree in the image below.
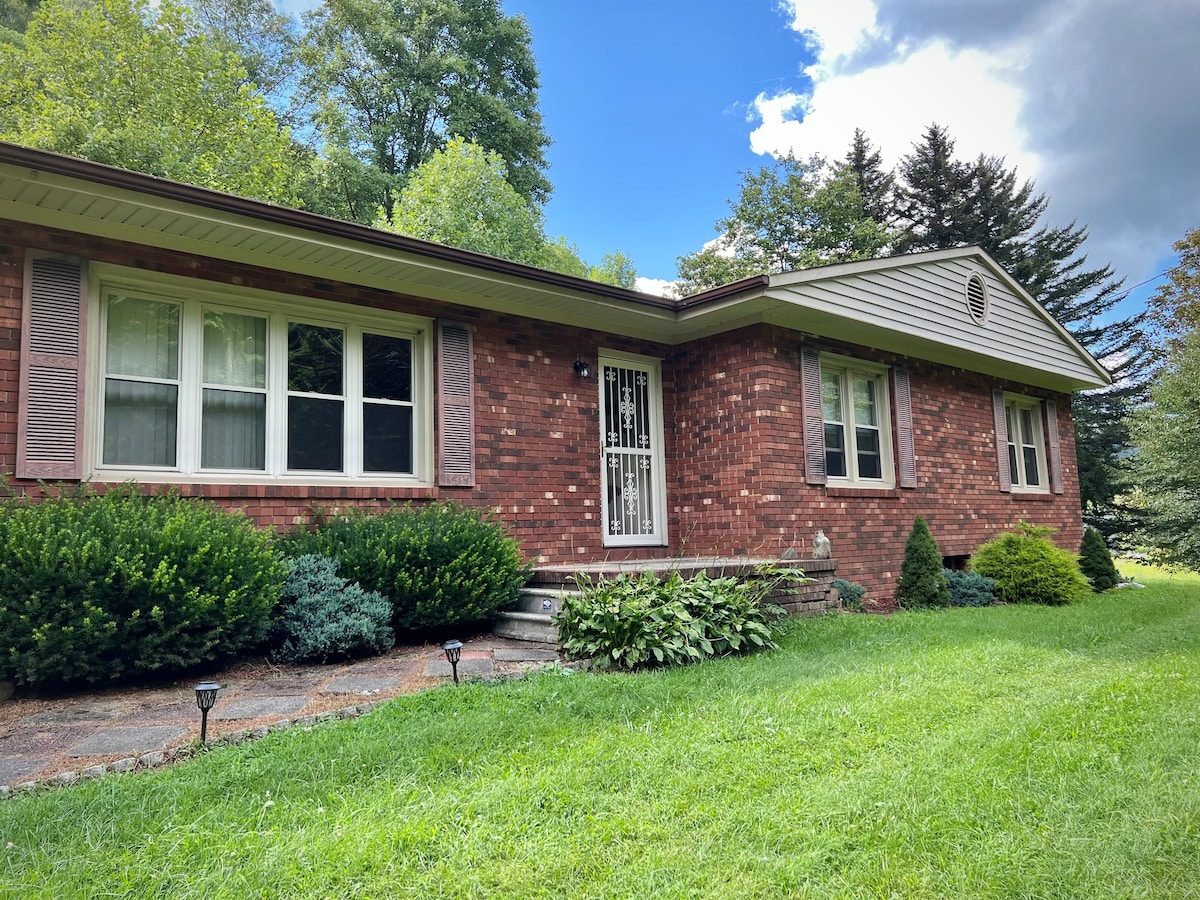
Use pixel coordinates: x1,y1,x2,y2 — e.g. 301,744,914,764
675,155,891,295
0,0,299,205
893,123,1149,542
1148,226,1200,353
185,0,299,113
299,0,550,221
1131,326,1200,570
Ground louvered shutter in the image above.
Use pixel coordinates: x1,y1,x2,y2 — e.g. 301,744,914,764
437,321,475,487
17,255,87,480
1043,399,1064,495
992,388,1012,493
893,366,917,489
801,347,826,486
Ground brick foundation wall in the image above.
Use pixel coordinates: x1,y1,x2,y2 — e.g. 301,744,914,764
0,224,1086,605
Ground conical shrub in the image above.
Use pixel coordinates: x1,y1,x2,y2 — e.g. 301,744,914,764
896,515,950,609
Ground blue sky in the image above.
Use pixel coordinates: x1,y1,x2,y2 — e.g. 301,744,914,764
277,0,1200,315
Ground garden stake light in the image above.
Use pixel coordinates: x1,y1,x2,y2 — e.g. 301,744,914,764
442,640,463,685
193,681,220,744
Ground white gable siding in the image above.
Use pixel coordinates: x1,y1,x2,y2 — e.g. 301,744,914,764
767,255,1105,390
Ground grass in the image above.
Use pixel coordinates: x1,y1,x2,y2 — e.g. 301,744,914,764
3,563,1200,898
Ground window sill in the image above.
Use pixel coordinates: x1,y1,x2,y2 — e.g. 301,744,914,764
826,485,899,499
1009,490,1054,501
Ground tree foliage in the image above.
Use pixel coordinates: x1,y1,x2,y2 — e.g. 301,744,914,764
299,0,550,221
0,0,299,205
1131,327,1200,571
186,0,299,112
1148,225,1200,354
844,128,894,226
675,155,891,295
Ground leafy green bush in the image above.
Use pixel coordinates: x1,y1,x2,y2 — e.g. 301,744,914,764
0,484,283,688
283,502,528,633
896,515,951,609
831,578,866,611
556,567,800,670
944,569,998,607
1079,526,1121,592
270,555,393,664
970,522,1091,606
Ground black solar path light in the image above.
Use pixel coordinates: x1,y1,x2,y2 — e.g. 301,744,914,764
442,640,464,685
193,681,220,744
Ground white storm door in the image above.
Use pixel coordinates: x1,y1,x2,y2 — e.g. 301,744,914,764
599,353,666,546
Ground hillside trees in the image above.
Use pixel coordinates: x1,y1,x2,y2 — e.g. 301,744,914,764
0,0,300,204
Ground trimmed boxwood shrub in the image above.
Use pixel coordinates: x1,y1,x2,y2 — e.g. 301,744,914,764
283,502,529,633
896,515,951,609
944,569,998,607
0,484,283,688
970,522,1091,606
270,555,393,664
1079,526,1121,592
556,567,800,670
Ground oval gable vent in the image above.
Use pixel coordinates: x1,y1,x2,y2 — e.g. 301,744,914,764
965,273,989,324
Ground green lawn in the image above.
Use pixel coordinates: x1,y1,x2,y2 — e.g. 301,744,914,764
3,564,1200,899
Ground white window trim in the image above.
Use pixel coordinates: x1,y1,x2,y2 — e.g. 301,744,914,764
85,263,434,486
821,352,895,489
1004,392,1049,494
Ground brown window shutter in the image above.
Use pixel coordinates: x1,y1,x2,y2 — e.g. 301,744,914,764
992,388,1012,493
1043,399,1064,494
437,320,475,487
17,254,87,480
893,366,917,489
801,347,826,485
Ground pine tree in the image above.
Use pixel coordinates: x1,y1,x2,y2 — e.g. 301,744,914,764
1079,526,1120,592
896,515,950,609
842,128,894,226
893,124,972,253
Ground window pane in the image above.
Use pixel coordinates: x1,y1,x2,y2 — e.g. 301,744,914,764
824,422,846,477
204,311,266,388
1008,444,1020,485
106,296,179,379
821,371,842,422
1020,407,1036,444
363,333,412,402
288,396,343,471
103,379,177,466
202,389,266,470
1024,447,1041,486
856,427,882,479
363,403,413,473
852,376,877,426
288,323,343,395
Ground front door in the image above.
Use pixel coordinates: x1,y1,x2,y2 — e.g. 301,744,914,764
599,353,666,547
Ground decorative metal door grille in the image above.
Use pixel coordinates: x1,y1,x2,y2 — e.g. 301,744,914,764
600,361,661,543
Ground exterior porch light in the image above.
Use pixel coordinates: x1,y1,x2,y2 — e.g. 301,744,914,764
193,681,220,744
573,359,591,379
442,639,464,685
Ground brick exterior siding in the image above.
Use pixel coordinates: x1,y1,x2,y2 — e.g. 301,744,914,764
0,222,1084,603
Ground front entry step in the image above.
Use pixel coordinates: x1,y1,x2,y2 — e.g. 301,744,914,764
492,610,558,644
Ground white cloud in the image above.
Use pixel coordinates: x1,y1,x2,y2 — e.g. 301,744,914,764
751,0,1200,285
635,276,676,297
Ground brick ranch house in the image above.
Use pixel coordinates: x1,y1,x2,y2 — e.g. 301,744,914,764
0,143,1110,613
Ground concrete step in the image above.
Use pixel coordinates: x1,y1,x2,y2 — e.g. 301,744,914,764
511,586,582,615
492,610,559,645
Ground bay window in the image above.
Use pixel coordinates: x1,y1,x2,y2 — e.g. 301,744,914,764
94,276,429,481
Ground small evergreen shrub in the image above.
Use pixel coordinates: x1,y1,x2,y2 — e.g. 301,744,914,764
270,555,393,664
831,578,866,611
283,502,529,633
896,515,951,609
944,569,998,607
556,567,801,670
1079,526,1121,592
0,484,283,688
970,522,1091,606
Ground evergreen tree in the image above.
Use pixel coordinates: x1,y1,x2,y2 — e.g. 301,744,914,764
893,124,972,254
1079,526,1120,592
842,128,894,226
896,515,950,609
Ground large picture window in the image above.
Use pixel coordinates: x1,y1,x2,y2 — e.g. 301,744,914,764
819,355,893,487
94,278,429,482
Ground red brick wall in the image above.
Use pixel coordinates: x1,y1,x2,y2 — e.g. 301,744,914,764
0,223,1085,602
